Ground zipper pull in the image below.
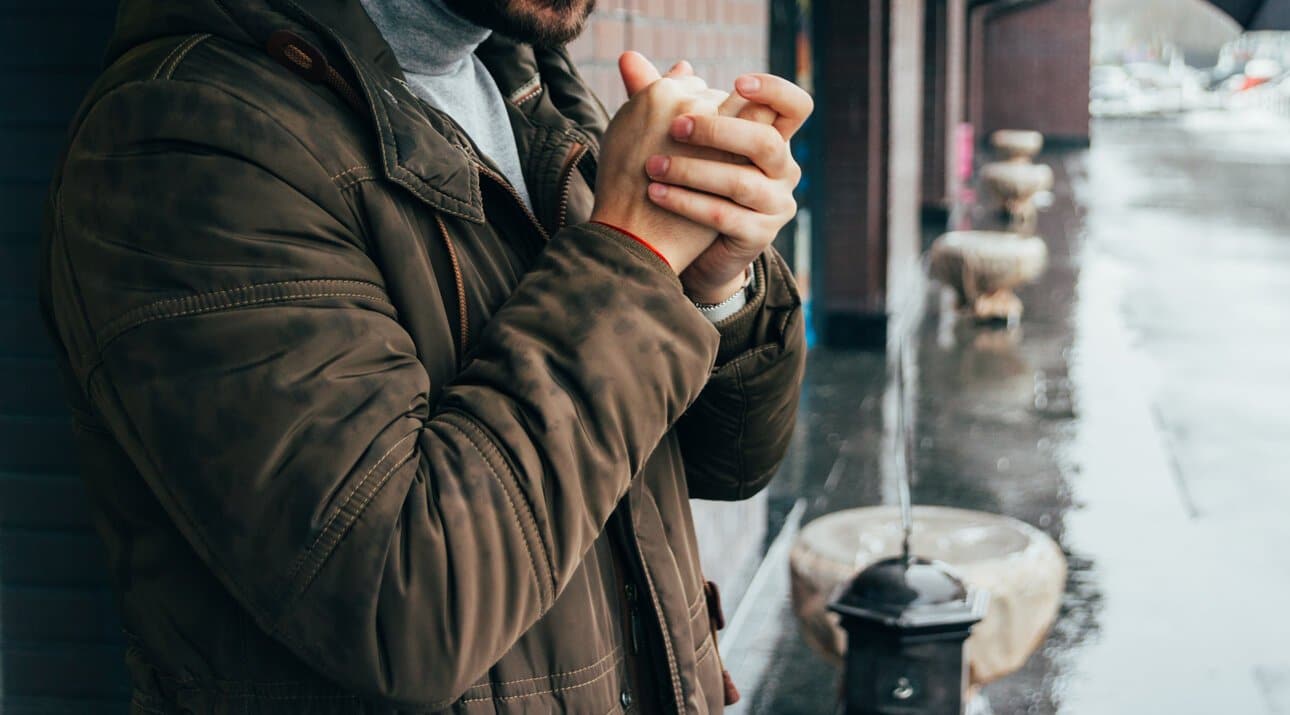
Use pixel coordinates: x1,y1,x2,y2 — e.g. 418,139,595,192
625,583,641,655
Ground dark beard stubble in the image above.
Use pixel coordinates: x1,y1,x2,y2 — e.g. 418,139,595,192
441,0,596,47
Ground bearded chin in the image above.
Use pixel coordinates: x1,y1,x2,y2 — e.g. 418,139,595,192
442,0,596,48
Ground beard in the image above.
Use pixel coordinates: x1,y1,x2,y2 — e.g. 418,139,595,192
442,0,597,48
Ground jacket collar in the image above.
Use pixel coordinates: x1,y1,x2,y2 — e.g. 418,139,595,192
107,0,604,224
273,0,489,221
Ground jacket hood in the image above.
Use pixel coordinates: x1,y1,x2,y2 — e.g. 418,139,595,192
107,0,402,76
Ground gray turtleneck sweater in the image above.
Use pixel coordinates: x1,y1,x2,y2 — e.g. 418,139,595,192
359,0,532,210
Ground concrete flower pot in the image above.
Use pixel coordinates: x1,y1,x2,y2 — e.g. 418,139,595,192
980,161,1055,234
990,129,1044,162
928,230,1048,322
981,161,1053,204
789,506,1066,691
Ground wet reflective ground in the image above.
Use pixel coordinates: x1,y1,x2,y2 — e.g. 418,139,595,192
724,114,1290,714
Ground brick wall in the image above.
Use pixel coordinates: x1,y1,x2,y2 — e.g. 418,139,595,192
977,0,1091,142
567,0,770,111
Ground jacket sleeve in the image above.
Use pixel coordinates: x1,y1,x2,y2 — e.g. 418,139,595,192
47,80,719,708
677,248,806,501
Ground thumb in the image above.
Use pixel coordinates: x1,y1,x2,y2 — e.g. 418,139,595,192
619,51,661,97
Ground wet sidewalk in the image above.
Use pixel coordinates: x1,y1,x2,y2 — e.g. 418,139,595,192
718,113,1290,714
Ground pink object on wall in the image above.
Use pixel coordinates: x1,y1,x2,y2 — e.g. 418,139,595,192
957,122,975,182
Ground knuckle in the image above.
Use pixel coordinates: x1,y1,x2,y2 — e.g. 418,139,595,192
668,158,689,183
708,204,729,230
765,217,786,242
756,129,783,161
732,173,761,206
690,115,713,140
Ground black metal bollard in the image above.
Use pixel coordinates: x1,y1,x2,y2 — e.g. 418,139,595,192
828,556,989,715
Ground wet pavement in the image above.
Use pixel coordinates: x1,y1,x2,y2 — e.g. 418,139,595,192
722,113,1290,714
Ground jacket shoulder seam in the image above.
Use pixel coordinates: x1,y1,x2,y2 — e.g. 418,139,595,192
70,75,365,239
165,73,342,190
153,33,214,80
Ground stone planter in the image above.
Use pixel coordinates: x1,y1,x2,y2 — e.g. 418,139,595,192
789,506,1066,692
990,129,1044,163
928,230,1048,322
980,161,1054,235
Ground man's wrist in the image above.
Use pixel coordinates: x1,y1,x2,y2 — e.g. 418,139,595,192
693,265,755,323
688,266,752,307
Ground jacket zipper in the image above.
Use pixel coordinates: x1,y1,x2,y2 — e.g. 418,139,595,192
433,215,468,366
472,161,551,243
556,141,590,231
611,502,685,714
624,581,642,655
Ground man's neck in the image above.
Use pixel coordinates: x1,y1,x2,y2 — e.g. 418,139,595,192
358,0,492,77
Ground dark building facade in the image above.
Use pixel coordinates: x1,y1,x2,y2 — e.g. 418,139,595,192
1,2,130,711
808,0,1091,349
970,0,1093,143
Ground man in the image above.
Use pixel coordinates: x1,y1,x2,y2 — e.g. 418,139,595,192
38,0,809,711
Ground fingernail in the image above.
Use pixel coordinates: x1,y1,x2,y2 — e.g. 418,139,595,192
648,183,669,199
646,155,670,177
671,116,694,139
736,75,761,93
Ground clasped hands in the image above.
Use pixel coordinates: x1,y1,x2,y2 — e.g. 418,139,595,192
590,52,813,305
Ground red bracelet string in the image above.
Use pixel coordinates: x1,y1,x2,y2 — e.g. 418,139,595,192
590,221,672,270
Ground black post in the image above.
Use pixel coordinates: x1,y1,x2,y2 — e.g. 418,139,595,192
829,557,988,714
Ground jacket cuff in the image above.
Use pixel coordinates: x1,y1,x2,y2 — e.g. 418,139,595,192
713,255,770,365
586,221,675,273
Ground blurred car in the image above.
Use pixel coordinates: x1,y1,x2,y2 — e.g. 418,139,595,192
1091,61,1211,117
